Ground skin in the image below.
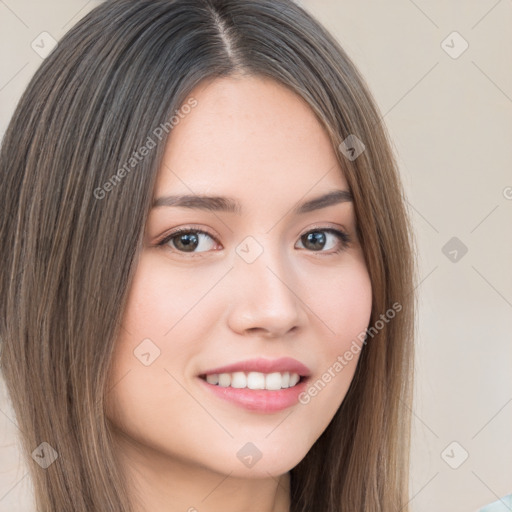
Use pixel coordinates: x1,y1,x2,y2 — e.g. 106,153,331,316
105,74,373,512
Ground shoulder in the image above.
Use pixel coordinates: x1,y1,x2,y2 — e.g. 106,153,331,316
478,494,512,512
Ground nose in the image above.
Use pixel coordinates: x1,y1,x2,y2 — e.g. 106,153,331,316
226,243,307,338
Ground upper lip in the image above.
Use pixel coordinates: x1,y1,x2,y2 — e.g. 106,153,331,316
199,357,311,377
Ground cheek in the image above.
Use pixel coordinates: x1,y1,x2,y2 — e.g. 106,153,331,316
105,253,230,429
120,253,228,341
296,256,372,414
305,255,373,347
329,263,372,372
105,274,204,453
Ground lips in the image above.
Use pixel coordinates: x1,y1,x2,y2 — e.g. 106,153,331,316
196,357,312,412
198,357,311,378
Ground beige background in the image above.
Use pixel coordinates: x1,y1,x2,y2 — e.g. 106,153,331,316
1,1,511,511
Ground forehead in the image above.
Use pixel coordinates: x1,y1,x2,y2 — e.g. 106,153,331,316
155,75,348,204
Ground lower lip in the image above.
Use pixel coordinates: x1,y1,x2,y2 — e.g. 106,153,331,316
197,377,309,413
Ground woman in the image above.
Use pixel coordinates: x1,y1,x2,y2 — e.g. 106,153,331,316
0,0,416,511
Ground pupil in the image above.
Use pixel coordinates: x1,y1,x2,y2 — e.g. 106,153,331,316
176,233,198,252
305,232,325,250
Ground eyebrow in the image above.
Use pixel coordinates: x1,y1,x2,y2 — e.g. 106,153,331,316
151,189,353,215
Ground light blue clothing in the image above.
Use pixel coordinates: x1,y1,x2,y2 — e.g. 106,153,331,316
479,494,512,512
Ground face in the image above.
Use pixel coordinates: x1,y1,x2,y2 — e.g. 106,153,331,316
105,75,372,480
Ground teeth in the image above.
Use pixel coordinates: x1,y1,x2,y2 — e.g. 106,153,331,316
231,372,247,388
289,373,300,387
218,373,231,387
264,372,282,390
247,371,265,389
206,374,219,385
203,371,302,390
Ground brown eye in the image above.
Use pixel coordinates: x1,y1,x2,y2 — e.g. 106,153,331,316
158,229,217,254
156,226,350,257
296,228,350,253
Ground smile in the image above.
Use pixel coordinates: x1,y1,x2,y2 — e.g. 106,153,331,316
199,371,302,390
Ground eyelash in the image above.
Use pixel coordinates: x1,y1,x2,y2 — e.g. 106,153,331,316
156,225,351,257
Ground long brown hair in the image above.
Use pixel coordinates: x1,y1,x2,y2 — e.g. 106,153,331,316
0,0,416,510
